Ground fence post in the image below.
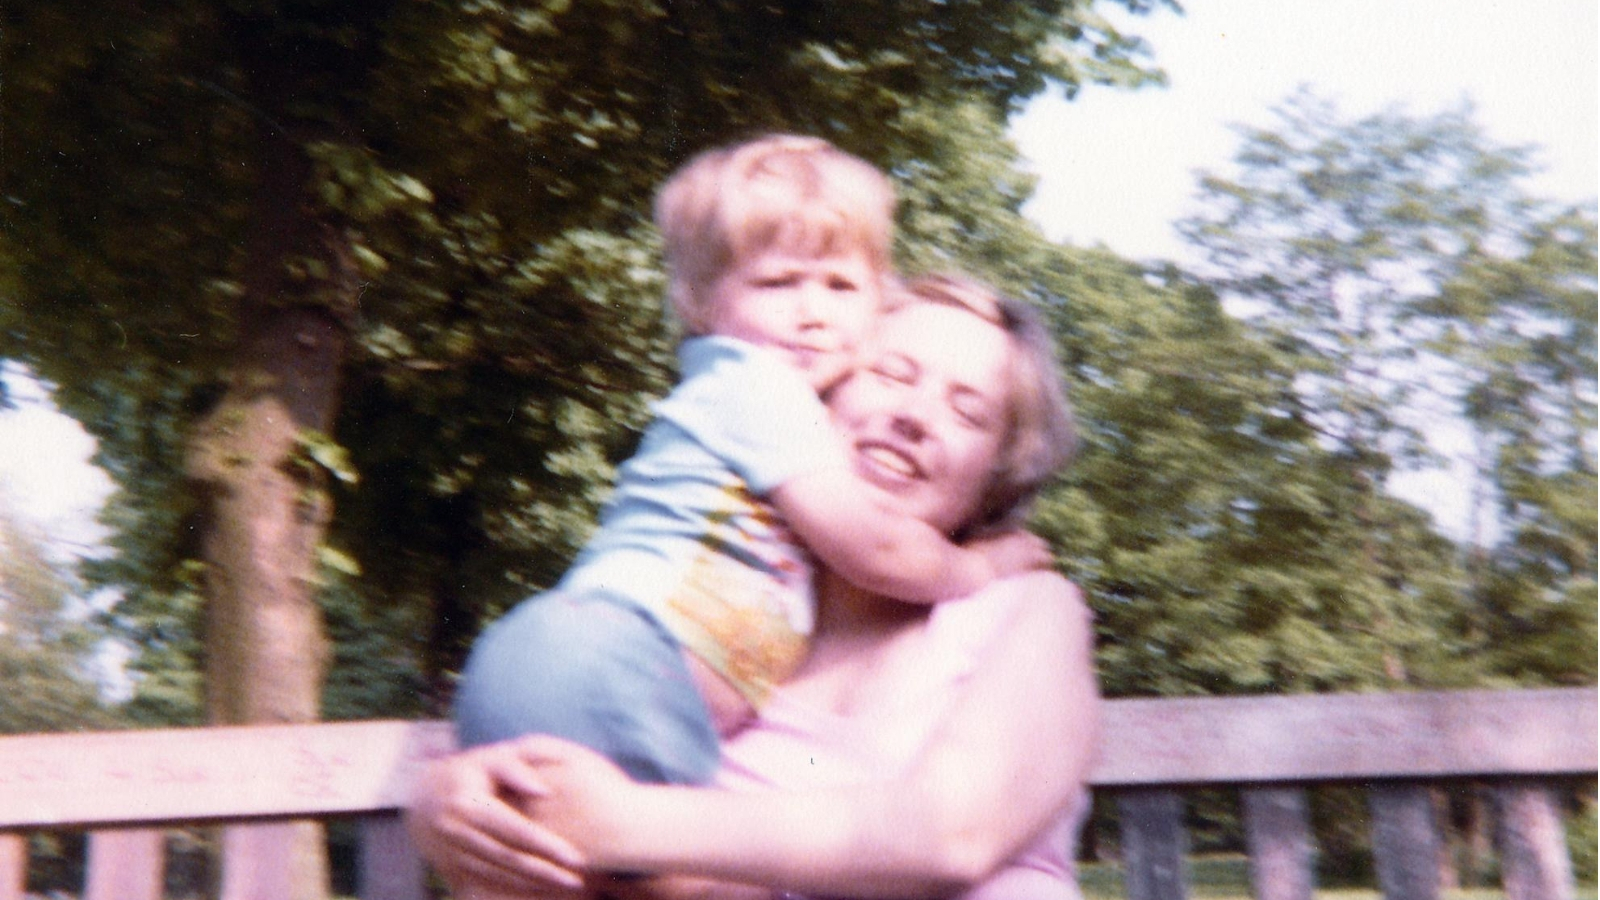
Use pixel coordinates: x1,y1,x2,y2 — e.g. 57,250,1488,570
1119,788,1187,900
360,813,428,900
0,833,24,900
1369,783,1441,900
218,823,299,900
1491,780,1575,900
84,828,165,900
1242,787,1314,900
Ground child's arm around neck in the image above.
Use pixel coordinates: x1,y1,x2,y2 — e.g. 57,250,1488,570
768,476,1046,604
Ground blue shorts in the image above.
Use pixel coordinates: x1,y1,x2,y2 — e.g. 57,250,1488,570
453,590,720,785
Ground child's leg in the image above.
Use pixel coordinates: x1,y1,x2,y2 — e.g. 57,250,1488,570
453,590,721,785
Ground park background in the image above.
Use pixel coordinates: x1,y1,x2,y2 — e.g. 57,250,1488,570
0,1,1594,897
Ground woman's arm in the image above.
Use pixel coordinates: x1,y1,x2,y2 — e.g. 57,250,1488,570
404,740,588,895
527,572,1100,898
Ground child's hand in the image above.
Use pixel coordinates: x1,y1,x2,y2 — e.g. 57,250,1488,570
971,530,1056,580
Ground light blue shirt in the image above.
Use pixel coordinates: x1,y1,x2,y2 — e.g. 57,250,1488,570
559,337,845,704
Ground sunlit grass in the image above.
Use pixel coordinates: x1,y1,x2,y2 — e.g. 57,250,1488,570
1079,854,1599,900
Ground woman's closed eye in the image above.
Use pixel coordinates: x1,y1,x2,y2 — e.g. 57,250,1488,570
951,391,995,429
870,356,917,384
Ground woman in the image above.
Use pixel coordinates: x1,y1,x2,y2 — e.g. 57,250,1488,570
408,275,1100,899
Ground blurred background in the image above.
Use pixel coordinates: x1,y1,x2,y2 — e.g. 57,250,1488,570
1,1,1593,896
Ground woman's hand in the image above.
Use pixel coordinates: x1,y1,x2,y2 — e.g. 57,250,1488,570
404,739,589,895
509,736,644,868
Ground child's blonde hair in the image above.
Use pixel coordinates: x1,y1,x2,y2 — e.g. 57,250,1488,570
654,134,896,333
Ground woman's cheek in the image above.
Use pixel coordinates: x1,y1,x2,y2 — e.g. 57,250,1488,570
832,384,891,432
949,433,1003,501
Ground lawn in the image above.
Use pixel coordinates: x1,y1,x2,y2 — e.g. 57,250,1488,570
1079,854,1600,900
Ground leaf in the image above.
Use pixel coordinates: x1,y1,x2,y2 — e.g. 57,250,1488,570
295,431,360,485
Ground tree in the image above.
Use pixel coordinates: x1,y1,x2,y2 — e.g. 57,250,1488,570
2,4,1171,895
1176,90,1545,687
1026,250,1463,697
1426,206,1598,685
1173,89,1594,882
0,494,115,734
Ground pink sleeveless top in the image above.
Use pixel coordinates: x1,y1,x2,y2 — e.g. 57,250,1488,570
716,580,1091,900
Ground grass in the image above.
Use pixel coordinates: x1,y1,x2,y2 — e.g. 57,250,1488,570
1079,854,1600,900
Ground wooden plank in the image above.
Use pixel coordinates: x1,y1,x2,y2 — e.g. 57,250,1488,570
0,689,1593,831
218,822,299,900
83,829,165,900
0,720,455,830
1117,788,1187,900
1241,787,1314,900
1369,783,1441,900
359,813,428,900
1491,781,1576,900
0,833,24,900
1093,688,1596,786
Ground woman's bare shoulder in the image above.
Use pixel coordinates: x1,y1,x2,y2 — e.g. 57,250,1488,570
938,571,1092,659
988,571,1090,619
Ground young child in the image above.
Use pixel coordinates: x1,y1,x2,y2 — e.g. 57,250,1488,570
453,135,1045,786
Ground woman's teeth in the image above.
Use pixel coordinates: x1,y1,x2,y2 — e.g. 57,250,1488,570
864,445,917,478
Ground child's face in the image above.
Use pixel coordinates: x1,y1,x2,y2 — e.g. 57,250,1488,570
703,245,881,392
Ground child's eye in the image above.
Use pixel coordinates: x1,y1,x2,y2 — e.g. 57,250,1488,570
827,276,859,292
756,273,799,289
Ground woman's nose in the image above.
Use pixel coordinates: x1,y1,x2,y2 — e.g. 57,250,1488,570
889,412,926,442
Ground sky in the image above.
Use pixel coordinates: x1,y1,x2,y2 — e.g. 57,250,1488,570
2,0,1596,551
1011,0,1598,263
1010,0,1598,537
0,365,112,557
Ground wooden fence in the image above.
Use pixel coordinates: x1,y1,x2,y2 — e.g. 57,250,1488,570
1,687,1593,900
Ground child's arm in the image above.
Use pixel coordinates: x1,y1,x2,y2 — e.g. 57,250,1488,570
768,470,1052,603
656,338,1051,603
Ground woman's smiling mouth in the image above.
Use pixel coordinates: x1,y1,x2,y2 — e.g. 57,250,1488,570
857,441,923,483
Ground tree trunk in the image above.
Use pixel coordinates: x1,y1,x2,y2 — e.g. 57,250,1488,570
188,123,355,900
192,300,347,725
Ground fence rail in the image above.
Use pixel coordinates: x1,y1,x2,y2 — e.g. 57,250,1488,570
1,687,1593,900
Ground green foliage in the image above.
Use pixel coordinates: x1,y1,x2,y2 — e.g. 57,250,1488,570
0,497,118,733
1,0,1174,717
9,2,1585,734
1173,90,1596,690
1571,794,1598,886
294,431,361,487
1031,252,1466,695
1181,89,1539,476
318,568,429,721
1428,207,1598,686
